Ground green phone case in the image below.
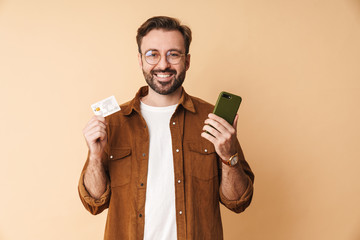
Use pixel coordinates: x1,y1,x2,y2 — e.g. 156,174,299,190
213,91,242,125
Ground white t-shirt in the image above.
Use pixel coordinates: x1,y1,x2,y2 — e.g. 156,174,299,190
141,101,178,240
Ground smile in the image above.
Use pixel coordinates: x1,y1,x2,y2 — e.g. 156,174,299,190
153,72,175,82
156,74,172,78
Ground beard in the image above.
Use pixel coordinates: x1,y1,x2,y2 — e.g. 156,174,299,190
142,67,186,95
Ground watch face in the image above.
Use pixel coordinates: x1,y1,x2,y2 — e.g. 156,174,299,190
230,156,239,166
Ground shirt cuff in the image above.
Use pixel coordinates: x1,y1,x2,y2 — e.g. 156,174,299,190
78,170,111,215
219,175,254,213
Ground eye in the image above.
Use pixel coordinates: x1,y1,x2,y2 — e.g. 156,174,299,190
168,51,181,57
145,50,159,57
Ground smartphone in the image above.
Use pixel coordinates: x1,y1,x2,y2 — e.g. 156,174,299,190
213,91,242,125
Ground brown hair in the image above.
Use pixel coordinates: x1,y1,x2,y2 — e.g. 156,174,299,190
136,16,192,54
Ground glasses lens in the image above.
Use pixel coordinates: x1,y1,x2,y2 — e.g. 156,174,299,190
144,50,184,65
167,50,183,64
145,50,160,65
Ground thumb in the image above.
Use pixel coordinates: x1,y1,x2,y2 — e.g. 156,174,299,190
232,114,239,132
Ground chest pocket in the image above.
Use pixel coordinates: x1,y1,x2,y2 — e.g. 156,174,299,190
185,141,218,180
108,148,132,188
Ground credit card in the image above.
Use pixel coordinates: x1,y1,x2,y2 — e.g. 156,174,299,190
91,95,121,117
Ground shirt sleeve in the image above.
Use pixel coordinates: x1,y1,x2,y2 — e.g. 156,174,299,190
219,142,255,213
219,175,254,213
78,153,111,215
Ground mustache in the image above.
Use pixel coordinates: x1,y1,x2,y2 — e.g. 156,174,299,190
151,68,177,74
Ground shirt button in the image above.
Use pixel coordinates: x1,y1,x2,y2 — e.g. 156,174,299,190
172,122,176,125
179,211,183,215
204,149,208,153
178,180,181,184
140,183,144,187
109,155,113,159
142,153,146,157
139,214,142,217
176,149,179,153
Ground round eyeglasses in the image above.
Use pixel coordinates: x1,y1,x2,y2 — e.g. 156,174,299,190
142,50,186,65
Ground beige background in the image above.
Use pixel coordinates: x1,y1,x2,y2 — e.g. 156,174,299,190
1,0,360,239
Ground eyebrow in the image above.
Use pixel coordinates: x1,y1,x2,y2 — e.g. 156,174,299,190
144,48,158,53
168,48,183,53
143,48,184,53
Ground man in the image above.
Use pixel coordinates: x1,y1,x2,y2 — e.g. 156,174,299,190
79,16,254,240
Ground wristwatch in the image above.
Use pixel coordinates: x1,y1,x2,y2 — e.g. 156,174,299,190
221,153,239,166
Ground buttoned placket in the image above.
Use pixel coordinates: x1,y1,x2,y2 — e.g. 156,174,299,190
170,109,187,240
136,114,150,238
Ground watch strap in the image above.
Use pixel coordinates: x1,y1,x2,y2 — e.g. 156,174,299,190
221,152,238,166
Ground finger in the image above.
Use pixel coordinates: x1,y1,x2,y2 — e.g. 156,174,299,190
85,129,107,143
208,113,235,134
87,115,106,127
233,114,238,132
85,124,107,137
84,124,107,138
208,113,234,132
201,131,216,144
83,117,107,134
93,115,106,122
203,124,221,139
92,115,107,127
87,120,107,133
204,118,227,134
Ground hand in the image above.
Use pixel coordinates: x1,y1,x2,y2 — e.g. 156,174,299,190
82,115,108,161
201,113,238,160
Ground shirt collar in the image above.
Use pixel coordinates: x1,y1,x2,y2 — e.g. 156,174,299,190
121,86,196,116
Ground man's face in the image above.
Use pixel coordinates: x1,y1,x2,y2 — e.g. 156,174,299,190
138,29,190,95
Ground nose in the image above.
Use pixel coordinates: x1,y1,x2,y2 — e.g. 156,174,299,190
156,54,171,70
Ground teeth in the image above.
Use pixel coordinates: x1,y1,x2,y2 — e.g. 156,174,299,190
157,74,171,78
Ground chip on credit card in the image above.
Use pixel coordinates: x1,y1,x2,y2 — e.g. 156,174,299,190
91,95,121,117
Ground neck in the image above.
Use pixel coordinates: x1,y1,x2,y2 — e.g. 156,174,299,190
141,87,182,107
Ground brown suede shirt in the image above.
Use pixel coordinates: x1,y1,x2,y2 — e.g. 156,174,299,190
78,86,254,240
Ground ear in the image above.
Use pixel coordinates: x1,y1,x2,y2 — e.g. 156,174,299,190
185,54,191,71
138,53,143,68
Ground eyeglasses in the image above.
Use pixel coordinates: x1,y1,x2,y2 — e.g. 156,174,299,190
142,50,186,65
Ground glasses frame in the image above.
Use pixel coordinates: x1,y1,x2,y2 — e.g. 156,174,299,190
141,49,187,65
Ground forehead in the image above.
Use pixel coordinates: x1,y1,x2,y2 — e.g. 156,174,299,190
140,29,185,52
